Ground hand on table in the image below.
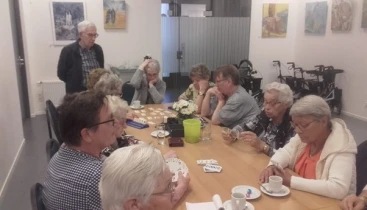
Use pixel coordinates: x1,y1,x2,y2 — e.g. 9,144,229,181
163,150,177,159
340,194,366,210
221,131,234,144
241,131,263,152
259,165,277,183
273,166,292,187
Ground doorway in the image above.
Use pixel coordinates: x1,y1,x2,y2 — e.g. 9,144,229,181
8,0,31,121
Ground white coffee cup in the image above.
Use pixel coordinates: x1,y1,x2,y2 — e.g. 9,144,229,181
231,192,246,210
132,100,140,108
269,175,283,193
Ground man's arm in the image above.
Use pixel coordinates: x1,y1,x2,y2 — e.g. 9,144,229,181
57,47,69,82
211,100,225,125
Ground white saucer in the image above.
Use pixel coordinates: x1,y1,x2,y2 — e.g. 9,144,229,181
130,105,145,110
223,200,255,210
260,183,290,197
231,185,261,200
151,130,170,137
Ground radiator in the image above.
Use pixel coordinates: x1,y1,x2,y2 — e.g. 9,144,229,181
39,80,65,107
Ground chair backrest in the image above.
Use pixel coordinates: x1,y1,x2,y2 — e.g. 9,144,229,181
30,183,46,210
46,138,60,162
46,100,63,144
356,140,367,195
121,82,135,105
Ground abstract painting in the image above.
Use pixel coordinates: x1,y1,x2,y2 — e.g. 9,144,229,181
262,4,289,38
103,0,126,29
331,0,352,31
305,2,328,35
362,0,367,28
50,0,86,45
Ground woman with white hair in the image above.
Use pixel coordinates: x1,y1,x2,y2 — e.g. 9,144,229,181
99,144,190,210
259,95,357,199
130,59,166,104
222,82,294,156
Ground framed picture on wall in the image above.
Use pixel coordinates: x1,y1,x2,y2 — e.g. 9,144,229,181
305,2,328,35
50,0,86,45
262,3,289,38
331,0,352,31
103,0,126,29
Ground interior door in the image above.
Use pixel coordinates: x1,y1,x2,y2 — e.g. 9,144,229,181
8,0,31,120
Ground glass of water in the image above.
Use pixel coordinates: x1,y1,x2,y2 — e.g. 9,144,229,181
156,124,166,145
201,122,211,141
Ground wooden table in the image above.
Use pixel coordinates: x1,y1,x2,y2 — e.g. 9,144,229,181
126,104,341,210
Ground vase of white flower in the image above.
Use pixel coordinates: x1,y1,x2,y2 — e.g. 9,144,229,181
172,100,198,124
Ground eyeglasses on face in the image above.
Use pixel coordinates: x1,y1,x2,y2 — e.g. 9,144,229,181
263,100,281,107
215,78,228,85
86,33,99,38
290,119,317,132
87,119,115,128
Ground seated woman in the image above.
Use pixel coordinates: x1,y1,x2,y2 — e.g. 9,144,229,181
259,95,357,199
222,82,294,156
99,144,190,210
87,68,111,90
130,59,166,104
341,185,367,210
179,63,215,113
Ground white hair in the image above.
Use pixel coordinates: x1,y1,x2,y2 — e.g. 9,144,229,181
94,73,123,95
99,144,167,210
78,20,96,33
106,95,129,120
290,95,331,119
264,82,293,106
146,59,161,73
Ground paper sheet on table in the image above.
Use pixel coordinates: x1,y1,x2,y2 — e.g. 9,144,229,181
185,202,216,210
186,194,223,210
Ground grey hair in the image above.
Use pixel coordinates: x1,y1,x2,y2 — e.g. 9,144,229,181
78,20,96,33
146,59,161,73
99,144,167,210
94,73,123,95
264,82,293,106
290,95,331,119
106,95,129,120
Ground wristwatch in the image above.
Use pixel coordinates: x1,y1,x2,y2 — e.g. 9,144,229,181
198,91,205,96
359,195,367,206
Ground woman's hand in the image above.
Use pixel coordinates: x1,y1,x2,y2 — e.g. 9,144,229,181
340,194,366,210
222,131,234,144
138,59,151,71
241,131,263,151
259,165,277,183
273,167,292,187
198,80,209,93
173,172,190,205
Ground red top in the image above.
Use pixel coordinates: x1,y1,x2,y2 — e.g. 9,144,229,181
295,144,322,179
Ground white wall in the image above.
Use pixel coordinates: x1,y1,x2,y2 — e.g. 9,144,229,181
249,0,299,87
0,0,25,196
294,0,367,120
250,0,367,119
21,0,162,115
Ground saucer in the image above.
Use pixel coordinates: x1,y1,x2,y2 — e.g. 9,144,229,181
151,130,170,137
231,185,261,200
130,105,145,110
223,200,255,210
259,183,290,197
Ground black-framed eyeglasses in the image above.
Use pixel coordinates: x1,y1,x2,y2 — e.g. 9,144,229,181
290,119,317,132
263,101,281,107
151,182,175,197
87,119,115,128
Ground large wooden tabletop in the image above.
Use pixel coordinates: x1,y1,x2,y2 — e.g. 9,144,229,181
125,104,341,210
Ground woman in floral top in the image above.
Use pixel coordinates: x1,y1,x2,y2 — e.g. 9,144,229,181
222,82,295,156
179,63,215,114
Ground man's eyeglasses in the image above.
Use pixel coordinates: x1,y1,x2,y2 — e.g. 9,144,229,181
290,119,317,132
87,119,115,128
86,33,99,38
215,78,228,84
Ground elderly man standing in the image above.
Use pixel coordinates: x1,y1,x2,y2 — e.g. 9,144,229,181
201,65,260,128
57,20,104,94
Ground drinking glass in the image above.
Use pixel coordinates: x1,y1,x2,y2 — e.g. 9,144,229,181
156,124,166,145
201,122,211,141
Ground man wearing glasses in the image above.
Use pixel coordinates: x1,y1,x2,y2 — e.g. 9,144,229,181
57,20,104,94
42,91,117,210
201,65,260,129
